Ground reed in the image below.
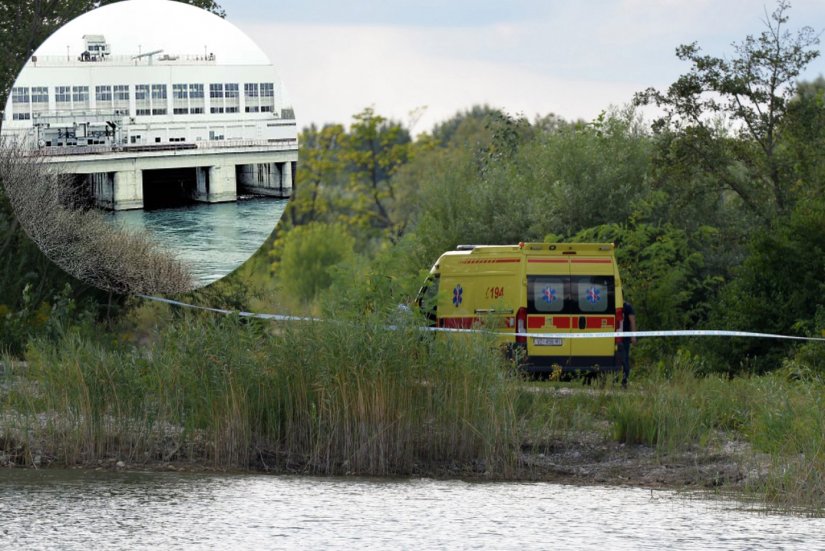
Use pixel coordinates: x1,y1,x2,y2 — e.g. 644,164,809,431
1,314,520,475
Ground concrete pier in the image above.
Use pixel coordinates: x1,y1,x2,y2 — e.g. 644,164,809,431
47,143,296,210
236,161,293,198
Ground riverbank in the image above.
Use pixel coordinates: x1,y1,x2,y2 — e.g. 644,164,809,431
0,385,770,494
0,412,759,490
1,317,823,515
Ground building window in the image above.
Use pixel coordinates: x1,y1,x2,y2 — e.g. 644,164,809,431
12,86,29,105
189,84,204,99
209,83,224,113
172,84,188,99
244,83,259,112
135,84,150,116
114,85,129,101
32,87,49,102
55,86,71,104
11,87,30,119
224,83,239,114
151,84,167,115
31,87,48,116
72,86,89,109
113,85,129,114
172,83,188,115
189,83,204,115
260,82,274,112
95,85,112,102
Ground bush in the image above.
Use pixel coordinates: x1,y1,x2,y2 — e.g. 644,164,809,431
276,222,356,303
0,143,194,294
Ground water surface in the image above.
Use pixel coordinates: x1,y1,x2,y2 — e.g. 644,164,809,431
1,470,823,549
110,198,287,287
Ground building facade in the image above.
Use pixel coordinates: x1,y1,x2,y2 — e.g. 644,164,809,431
2,36,298,210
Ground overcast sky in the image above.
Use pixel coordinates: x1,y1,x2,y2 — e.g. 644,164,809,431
37,0,825,133
217,0,824,133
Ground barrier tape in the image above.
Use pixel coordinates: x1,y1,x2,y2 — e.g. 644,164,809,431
138,295,825,343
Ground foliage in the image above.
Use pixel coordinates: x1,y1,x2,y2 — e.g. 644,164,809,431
5,313,519,474
0,144,194,294
704,197,825,374
635,0,820,217
0,0,224,110
276,222,356,304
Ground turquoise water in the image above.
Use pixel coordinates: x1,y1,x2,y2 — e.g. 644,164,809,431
110,197,287,288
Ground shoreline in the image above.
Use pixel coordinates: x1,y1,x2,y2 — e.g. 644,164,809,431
1,430,762,495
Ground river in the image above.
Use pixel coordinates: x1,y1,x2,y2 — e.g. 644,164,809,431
110,198,288,288
1,470,823,549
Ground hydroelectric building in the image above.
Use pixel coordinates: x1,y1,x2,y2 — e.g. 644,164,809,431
2,35,297,210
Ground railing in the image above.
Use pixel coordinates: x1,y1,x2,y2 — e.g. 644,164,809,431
28,54,218,68
35,138,299,157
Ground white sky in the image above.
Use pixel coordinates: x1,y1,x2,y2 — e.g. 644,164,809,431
35,0,270,65
33,0,825,133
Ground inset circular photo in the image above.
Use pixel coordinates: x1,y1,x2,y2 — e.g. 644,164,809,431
1,0,297,293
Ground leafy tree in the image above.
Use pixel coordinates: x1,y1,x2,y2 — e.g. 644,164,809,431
0,0,225,352
286,123,346,227
0,0,224,111
341,108,412,239
783,77,825,201
276,222,356,304
635,0,820,217
705,197,825,374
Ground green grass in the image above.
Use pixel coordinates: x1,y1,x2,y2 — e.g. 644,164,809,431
3,322,824,514
2,313,520,475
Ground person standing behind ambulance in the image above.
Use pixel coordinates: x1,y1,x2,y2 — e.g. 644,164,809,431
620,301,637,388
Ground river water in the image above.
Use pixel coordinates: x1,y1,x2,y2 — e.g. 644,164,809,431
1,471,823,550
110,198,288,288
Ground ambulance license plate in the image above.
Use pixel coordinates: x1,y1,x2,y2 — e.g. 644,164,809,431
534,337,563,346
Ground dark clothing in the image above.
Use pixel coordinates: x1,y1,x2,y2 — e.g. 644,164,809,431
619,341,631,386
621,301,636,344
620,301,635,386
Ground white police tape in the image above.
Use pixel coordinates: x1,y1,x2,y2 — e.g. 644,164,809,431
138,295,825,343
137,295,321,322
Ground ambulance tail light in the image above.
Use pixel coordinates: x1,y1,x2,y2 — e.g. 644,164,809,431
615,307,624,344
516,307,527,344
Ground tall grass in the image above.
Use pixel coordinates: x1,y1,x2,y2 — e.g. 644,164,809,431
1,314,519,475
606,354,825,513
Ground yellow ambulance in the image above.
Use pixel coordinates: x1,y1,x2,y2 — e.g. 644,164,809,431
417,243,625,374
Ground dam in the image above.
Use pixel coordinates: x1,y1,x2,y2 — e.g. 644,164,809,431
2,34,298,210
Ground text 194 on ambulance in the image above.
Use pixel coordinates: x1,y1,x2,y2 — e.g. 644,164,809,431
417,243,625,375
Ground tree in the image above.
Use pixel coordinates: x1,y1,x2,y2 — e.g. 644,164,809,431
635,0,820,217
0,1,224,113
276,222,356,304
783,77,825,201
286,123,346,227
342,108,412,239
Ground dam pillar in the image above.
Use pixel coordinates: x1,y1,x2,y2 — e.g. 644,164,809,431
89,172,114,209
281,161,293,196
195,166,210,201
193,164,236,203
206,164,237,203
237,162,291,198
111,169,143,210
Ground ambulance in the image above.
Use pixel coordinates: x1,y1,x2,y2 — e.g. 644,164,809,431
417,243,625,374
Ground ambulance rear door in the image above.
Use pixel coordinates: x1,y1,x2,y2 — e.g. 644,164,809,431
525,258,572,359
569,257,616,360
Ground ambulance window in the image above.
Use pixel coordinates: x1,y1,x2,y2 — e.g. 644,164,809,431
529,276,565,313
574,276,613,313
